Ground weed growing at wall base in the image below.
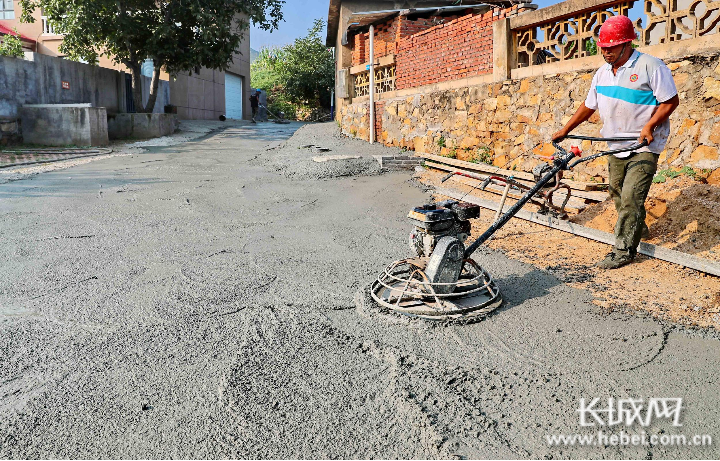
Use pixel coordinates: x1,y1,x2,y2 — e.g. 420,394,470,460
653,166,697,183
470,146,493,165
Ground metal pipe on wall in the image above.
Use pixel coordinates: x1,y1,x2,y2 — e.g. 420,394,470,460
369,24,375,144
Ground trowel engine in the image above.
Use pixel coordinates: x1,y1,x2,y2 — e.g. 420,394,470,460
408,200,477,259
370,199,502,321
407,201,478,295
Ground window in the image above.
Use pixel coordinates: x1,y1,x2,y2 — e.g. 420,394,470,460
1,0,15,19
42,16,56,34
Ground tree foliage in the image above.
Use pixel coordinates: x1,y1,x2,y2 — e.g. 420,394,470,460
0,30,25,58
251,19,334,112
19,0,284,112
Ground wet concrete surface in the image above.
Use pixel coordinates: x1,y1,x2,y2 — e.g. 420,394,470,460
0,122,718,458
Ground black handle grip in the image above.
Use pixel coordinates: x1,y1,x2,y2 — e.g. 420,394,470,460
564,135,639,142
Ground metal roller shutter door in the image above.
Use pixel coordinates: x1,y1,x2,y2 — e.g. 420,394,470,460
225,73,244,119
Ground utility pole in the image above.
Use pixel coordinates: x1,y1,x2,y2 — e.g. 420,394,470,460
369,24,375,144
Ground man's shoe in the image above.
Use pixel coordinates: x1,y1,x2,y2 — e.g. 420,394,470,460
596,250,634,269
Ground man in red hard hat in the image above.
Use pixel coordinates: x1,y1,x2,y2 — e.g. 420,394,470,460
552,15,679,269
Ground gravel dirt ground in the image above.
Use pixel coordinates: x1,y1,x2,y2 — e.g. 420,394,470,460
1,122,719,459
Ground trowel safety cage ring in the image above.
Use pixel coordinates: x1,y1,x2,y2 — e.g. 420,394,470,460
376,259,492,293
370,258,503,319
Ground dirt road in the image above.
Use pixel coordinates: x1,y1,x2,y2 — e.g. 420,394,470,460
1,122,718,458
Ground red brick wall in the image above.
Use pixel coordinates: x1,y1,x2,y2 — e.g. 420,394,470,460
352,33,366,66
395,10,506,89
352,19,399,66
348,9,512,89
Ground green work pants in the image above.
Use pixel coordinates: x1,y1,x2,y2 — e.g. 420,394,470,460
607,151,659,253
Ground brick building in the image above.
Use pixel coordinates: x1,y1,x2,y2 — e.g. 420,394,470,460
326,0,531,139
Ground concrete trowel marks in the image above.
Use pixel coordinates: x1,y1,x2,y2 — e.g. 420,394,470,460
221,305,517,459
0,122,719,459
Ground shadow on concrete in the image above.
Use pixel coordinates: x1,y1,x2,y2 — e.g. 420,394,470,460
492,267,563,313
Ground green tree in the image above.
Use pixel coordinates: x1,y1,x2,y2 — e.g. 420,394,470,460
0,30,25,58
279,19,334,108
251,19,334,110
251,46,284,92
585,37,598,56
20,0,284,113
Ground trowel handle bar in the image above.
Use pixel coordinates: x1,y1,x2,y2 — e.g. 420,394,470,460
464,156,567,258
563,135,639,142
565,140,648,169
463,138,647,258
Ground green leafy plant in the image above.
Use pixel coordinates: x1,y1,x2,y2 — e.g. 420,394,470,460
0,30,25,58
653,166,697,183
20,0,284,113
437,136,446,148
267,98,297,120
585,37,598,56
251,19,335,118
469,146,493,165
350,129,357,137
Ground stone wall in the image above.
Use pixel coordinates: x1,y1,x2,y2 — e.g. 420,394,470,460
19,105,109,147
340,54,720,182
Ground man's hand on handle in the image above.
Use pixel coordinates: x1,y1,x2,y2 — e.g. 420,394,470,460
551,103,597,144
552,129,569,143
638,124,655,146
637,95,679,147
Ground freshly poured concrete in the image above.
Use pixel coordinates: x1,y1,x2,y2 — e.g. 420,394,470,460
0,122,718,458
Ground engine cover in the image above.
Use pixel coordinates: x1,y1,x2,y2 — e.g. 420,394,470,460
424,236,465,294
408,201,477,258
408,204,455,233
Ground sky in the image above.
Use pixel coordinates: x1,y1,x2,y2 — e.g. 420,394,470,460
249,0,647,51
250,0,331,50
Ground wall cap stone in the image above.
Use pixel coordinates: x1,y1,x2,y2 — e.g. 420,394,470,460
509,0,624,29
350,54,396,75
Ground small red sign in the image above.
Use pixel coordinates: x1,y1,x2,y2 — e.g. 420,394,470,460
61,81,70,90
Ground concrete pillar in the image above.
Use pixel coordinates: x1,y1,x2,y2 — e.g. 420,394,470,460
334,5,354,120
493,18,514,82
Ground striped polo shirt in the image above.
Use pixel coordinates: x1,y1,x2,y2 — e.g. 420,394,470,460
585,50,678,158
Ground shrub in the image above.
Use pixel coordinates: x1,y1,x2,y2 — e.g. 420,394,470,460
0,32,24,58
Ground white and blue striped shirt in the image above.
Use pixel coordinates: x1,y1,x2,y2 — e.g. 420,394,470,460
585,50,678,157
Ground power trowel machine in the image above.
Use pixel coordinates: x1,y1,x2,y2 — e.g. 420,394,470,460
370,136,647,321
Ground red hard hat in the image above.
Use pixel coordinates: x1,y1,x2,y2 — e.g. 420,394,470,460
597,16,636,48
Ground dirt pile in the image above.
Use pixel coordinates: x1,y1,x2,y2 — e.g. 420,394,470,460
573,175,720,261
260,122,394,180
